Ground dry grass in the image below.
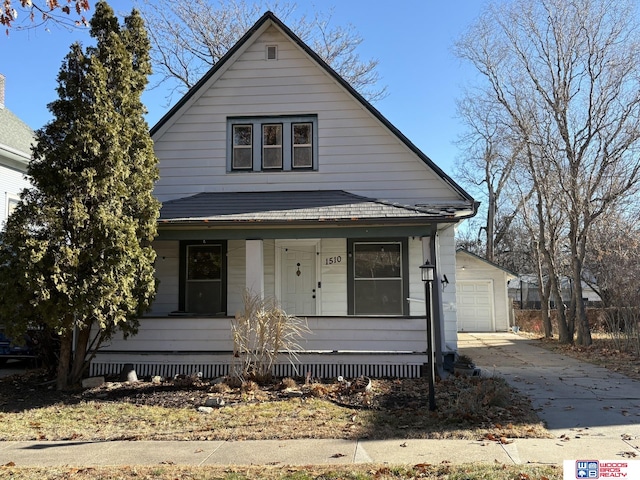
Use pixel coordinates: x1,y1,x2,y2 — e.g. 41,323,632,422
0,464,562,480
0,373,549,442
523,331,640,380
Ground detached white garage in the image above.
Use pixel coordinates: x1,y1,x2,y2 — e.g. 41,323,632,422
455,249,516,332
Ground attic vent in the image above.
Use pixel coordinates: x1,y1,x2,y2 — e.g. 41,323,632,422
266,45,277,60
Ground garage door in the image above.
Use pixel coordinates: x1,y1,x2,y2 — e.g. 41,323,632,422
456,281,494,332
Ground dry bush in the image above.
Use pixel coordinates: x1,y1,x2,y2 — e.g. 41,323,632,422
450,376,512,412
604,307,640,355
231,290,311,384
210,382,230,394
240,380,259,393
280,377,297,389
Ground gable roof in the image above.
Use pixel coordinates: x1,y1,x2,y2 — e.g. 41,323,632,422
159,190,472,226
150,11,476,208
0,106,34,168
456,248,517,277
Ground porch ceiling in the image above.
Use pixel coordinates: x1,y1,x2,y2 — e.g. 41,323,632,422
158,190,474,226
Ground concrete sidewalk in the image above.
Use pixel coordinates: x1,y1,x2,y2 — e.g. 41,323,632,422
1,436,638,467
458,332,640,438
0,332,639,467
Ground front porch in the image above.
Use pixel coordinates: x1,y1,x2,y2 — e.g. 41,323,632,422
90,316,432,379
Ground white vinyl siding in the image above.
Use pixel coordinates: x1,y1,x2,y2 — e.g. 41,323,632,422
455,250,512,332
148,241,179,316
318,238,347,315
152,25,462,206
437,228,459,347
96,315,428,356
226,240,246,315
148,236,458,347
0,163,29,229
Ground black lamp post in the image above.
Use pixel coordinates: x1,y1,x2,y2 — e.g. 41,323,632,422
420,262,436,411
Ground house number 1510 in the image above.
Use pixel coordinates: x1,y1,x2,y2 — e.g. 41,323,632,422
324,256,342,265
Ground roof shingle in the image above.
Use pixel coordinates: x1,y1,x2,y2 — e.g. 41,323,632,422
159,191,472,225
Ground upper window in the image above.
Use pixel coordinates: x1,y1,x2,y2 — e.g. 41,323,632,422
293,123,313,168
228,116,317,172
262,124,283,169
232,125,253,170
347,239,409,316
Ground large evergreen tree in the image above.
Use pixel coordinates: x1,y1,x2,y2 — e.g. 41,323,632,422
0,1,160,390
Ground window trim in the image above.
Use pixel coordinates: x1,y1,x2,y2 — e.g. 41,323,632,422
262,123,283,170
227,115,318,172
5,193,19,219
292,122,313,169
266,45,278,60
232,124,253,170
347,238,409,316
178,240,228,315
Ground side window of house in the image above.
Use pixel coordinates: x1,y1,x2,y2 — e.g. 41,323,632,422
347,239,409,316
228,116,317,172
179,242,227,315
232,125,253,170
5,194,19,219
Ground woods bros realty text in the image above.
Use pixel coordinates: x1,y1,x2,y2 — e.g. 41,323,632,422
564,460,640,479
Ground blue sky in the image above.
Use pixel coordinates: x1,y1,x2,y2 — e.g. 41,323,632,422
1,1,485,177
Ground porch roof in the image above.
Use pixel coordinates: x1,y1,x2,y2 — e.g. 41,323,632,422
159,190,474,226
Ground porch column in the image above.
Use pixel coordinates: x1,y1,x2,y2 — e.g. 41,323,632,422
245,239,264,299
422,235,444,373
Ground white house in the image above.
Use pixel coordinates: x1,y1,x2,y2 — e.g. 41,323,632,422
0,74,32,228
455,249,516,332
90,12,477,379
508,275,602,309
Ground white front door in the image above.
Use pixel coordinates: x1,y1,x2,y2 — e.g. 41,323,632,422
277,241,317,315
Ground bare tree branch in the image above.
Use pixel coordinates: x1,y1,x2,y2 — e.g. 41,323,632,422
456,0,640,345
138,0,387,104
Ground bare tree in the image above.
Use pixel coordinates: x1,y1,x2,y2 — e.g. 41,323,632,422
585,210,640,308
139,0,387,104
456,0,640,345
455,91,533,263
1,0,89,32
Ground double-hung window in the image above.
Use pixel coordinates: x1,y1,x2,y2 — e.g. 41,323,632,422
179,241,227,315
228,115,317,172
347,239,409,316
293,122,313,168
262,124,283,169
232,125,253,170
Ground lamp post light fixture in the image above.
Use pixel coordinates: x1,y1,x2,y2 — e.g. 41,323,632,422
420,261,437,411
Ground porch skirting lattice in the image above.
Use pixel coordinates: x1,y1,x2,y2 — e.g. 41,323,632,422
89,357,424,380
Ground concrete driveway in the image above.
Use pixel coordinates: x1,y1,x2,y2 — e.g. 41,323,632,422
458,332,640,440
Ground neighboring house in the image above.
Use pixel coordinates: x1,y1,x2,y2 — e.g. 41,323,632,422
508,275,602,309
0,74,33,228
455,249,516,332
90,12,477,379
